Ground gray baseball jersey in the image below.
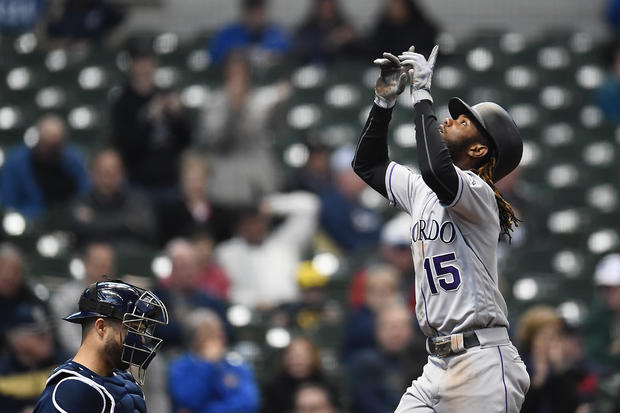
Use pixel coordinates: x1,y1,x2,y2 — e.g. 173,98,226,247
385,161,509,337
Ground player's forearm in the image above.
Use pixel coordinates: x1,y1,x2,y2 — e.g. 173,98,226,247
352,103,392,198
414,100,459,204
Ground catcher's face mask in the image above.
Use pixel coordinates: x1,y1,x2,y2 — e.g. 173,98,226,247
120,290,168,385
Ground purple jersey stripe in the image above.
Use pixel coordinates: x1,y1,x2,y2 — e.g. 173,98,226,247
388,162,397,207
497,346,508,413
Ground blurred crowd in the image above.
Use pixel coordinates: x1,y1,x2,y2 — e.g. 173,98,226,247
1,0,620,412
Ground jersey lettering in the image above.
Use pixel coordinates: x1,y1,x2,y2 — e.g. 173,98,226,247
423,252,461,294
412,220,456,243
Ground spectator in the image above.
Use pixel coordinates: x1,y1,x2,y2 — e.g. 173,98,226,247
347,304,426,413
342,264,400,362
209,0,291,67
68,149,157,249
560,324,598,412
0,243,52,352
154,239,230,349
274,261,343,331
200,51,291,206
319,145,383,252
46,0,124,45
285,140,332,194
585,253,620,369
215,191,319,309
1,114,89,219
0,303,67,412
157,152,235,245
0,0,46,34
518,306,581,413
262,337,338,413
168,309,259,413
348,212,414,309
294,0,358,64
193,232,231,301
49,242,114,353
110,40,191,204
596,38,620,122
294,383,340,413
369,0,438,58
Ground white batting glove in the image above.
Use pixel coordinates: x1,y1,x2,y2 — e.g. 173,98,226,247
398,45,439,105
373,52,409,109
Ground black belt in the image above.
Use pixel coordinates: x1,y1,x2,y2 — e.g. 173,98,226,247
426,331,480,358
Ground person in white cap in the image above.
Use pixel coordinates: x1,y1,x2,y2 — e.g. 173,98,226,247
585,253,620,368
348,213,414,309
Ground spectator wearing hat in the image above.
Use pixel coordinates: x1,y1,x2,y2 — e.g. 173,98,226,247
348,213,414,310
585,253,620,369
319,145,383,252
273,261,343,331
208,0,291,68
0,303,67,412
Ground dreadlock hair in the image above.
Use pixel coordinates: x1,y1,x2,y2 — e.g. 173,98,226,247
472,135,521,241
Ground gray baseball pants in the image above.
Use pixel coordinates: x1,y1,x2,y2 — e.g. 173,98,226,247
394,328,530,413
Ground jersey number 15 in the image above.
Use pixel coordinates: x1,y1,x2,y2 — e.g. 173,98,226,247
423,252,461,294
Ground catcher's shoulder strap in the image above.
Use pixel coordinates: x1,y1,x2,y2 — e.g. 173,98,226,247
45,362,116,413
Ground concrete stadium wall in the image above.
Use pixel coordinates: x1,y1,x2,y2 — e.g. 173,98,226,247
122,0,609,39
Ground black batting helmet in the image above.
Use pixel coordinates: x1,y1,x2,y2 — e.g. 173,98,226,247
65,280,168,384
448,97,523,182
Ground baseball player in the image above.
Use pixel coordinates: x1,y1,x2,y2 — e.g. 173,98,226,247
34,280,169,413
352,45,530,412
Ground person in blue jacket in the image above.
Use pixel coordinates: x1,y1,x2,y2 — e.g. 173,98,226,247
168,308,260,413
209,0,290,66
1,114,89,219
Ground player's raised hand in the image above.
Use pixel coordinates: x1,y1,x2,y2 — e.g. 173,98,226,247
373,52,409,108
398,45,439,105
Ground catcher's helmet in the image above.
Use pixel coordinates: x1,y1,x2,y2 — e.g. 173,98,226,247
64,280,168,384
449,97,523,182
